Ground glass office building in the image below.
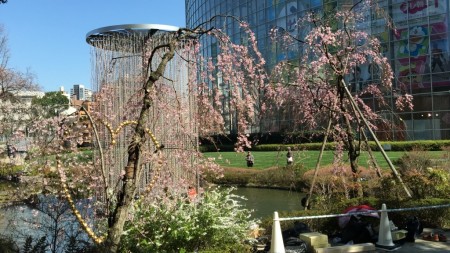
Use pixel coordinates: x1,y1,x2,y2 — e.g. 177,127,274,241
186,0,450,140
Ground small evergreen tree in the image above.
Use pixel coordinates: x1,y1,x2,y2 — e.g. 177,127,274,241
22,236,33,253
31,91,70,118
21,236,47,253
31,236,47,253
65,236,80,253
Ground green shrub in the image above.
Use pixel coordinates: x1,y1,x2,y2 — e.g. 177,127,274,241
208,140,450,152
209,165,307,190
383,151,450,199
253,165,306,189
301,166,381,207
394,150,433,173
121,187,255,253
212,168,255,186
386,198,450,229
0,163,24,177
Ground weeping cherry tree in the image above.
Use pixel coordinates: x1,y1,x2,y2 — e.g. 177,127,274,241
266,0,412,201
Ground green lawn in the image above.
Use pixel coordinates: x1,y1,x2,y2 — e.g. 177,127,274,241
202,150,448,170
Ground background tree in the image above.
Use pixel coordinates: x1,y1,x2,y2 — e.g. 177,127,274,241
266,0,412,199
31,91,69,118
0,26,38,98
0,25,40,140
22,236,47,253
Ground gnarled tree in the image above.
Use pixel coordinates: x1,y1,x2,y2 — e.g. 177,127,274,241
266,0,412,201
29,18,268,253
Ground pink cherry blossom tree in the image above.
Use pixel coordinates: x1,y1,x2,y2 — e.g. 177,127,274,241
97,20,270,251
28,17,269,252
25,2,415,249
266,0,412,201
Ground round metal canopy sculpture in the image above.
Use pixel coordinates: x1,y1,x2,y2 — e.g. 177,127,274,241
86,23,198,200
86,24,179,52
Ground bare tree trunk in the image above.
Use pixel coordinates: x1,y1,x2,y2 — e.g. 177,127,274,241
338,78,363,198
343,114,363,198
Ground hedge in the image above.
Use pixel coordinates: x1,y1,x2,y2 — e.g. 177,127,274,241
200,140,450,152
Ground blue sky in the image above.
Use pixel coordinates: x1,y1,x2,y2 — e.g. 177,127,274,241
0,0,186,92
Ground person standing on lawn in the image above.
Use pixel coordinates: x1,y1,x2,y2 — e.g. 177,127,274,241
246,151,254,167
286,147,293,165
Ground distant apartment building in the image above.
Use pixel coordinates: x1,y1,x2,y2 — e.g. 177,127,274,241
70,84,93,101
15,90,45,106
58,86,71,102
0,90,44,140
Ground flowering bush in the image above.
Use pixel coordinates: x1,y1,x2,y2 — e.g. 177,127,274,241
302,165,380,206
120,187,256,253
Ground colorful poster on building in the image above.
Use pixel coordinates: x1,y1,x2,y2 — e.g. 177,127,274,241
392,0,447,24
393,1,449,89
395,25,430,59
394,24,429,88
407,0,446,18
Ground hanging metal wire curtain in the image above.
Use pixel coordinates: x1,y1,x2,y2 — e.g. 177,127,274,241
86,24,198,199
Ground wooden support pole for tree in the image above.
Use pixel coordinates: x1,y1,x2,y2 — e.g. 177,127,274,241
361,130,383,177
305,112,333,210
341,80,412,198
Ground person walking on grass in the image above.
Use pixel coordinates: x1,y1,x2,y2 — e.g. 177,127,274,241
286,147,293,165
246,151,254,167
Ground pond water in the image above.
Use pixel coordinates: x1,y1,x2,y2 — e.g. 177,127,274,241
0,180,90,251
0,205,42,241
231,187,306,219
0,181,306,222
0,181,305,246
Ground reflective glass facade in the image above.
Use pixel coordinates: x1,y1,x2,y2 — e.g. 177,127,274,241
186,0,450,140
